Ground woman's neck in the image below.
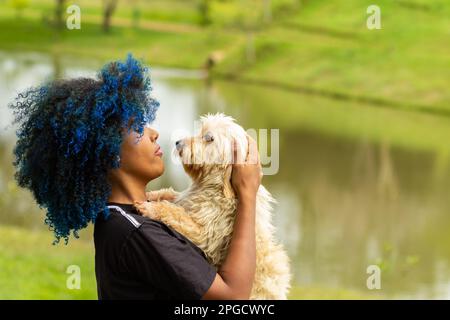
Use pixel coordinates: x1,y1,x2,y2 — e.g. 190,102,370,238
108,172,148,204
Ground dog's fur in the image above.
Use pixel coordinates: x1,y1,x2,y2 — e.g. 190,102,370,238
134,113,291,299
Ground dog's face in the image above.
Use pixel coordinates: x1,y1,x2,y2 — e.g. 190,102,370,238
175,113,248,196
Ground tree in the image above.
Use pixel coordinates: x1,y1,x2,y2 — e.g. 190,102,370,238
198,0,212,26
102,0,118,32
54,0,66,29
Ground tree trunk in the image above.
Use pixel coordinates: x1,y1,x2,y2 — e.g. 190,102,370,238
55,0,66,29
198,0,211,26
102,0,118,33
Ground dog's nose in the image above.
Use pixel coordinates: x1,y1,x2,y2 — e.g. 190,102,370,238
175,140,184,151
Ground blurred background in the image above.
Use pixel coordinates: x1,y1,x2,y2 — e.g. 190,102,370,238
0,0,449,299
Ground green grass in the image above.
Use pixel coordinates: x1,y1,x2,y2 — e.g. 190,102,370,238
215,0,450,112
0,16,238,69
4,0,201,24
0,224,379,300
2,0,449,116
0,225,96,299
289,286,382,300
8,0,299,26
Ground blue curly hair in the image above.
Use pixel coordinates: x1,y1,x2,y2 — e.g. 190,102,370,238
9,54,159,244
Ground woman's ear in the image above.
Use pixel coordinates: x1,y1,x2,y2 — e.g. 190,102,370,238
223,165,235,199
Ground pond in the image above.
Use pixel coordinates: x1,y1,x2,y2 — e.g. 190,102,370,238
1,51,449,299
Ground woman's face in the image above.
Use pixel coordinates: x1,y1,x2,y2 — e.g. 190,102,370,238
117,126,164,182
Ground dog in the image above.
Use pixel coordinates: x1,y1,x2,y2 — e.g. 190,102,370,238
134,113,291,299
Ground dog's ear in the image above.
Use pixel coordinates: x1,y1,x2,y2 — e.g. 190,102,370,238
223,165,235,198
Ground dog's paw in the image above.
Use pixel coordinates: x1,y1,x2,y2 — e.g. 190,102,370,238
133,201,160,220
146,187,179,202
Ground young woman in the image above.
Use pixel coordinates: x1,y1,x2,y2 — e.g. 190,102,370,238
10,55,261,299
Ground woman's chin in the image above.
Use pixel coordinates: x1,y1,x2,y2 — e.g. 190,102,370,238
153,163,165,179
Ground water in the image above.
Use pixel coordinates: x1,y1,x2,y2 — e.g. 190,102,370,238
1,51,449,299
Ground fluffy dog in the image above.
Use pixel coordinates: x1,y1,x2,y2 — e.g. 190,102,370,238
134,113,291,299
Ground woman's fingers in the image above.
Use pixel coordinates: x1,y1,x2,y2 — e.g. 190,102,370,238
245,135,263,181
233,135,259,165
246,135,259,165
232,138,245,165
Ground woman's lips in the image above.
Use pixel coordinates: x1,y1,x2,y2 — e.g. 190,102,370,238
154,145,163,157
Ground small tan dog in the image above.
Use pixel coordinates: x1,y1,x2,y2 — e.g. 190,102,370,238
134,113,291,299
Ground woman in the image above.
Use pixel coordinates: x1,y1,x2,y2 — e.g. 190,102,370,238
10,55,260,299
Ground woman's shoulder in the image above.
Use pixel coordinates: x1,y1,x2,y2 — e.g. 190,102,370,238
98,203,182,239
98,203,210,266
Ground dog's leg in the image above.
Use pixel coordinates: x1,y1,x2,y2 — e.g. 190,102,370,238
145,187,179,202
134,200,203,246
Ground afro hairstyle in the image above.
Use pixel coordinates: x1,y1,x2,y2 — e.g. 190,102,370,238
9,54,159,243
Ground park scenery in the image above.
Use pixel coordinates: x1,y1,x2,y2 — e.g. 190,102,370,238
0,0,450,299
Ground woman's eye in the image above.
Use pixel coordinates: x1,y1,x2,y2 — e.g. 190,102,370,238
204,133,214,142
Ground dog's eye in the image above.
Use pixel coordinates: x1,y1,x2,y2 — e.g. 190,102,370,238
203,133,214,142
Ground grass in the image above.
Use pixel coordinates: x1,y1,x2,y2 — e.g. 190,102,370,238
1,0,449,115
214,0,450,112
0,224,377,300
6,0,300,26
0,17,238,69
289,286,382,300
0,225,96,299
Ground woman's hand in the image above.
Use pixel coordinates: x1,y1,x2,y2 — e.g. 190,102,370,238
231,136,262,202
203,135,260,300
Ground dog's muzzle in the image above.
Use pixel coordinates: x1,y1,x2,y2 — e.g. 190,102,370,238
175,139,184,151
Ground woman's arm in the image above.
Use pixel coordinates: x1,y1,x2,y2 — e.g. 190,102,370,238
202,136,261,300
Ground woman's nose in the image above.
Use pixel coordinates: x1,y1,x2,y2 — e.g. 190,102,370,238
148,128,159,142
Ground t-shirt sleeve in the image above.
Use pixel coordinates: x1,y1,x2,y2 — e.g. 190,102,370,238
121,220,216,300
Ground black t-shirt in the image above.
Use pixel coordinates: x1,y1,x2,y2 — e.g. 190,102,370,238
94,202,216,300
